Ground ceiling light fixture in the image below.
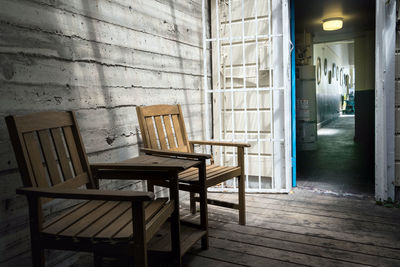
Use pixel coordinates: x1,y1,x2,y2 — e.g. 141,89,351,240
322,18,343,31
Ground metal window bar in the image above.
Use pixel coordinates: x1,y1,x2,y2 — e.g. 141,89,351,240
202,0,210,145
228,0,237,189
268,0,274,189
254,0,261,190
217,0,225,191
206,34,283,42
241,0,249,189
206,87,285,93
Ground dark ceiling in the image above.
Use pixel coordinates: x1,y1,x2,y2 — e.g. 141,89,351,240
295,0,375,39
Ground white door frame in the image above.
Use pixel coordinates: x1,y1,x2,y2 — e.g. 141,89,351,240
375,0,396,201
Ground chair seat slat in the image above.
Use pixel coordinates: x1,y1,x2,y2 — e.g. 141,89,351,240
179,166,240,183
178,165,220,180
113,198,168,240
43,200,105,235
59,201,121,237
96,207,132,239
43,200,90,229
43,198,169,240
79,201,131,238
179,165,225,180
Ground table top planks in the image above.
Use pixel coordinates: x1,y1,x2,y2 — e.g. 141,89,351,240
94,155,201,172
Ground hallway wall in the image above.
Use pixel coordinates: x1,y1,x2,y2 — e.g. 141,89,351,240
354,31,375,145
313,43,351,126
0,0,209,265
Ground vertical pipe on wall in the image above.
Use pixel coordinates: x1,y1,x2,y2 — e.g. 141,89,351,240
255,0,261,190
215,0,224,170
228,0,237,189
268,0,275,189
241,0,250,188
202,0,210,149
216,0,226,190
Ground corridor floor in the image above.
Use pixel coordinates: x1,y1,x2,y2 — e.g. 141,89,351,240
297,115,374,196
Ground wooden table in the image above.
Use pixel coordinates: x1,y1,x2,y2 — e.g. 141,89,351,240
92,154,207,258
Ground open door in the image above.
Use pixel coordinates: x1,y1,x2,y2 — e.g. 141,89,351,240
202,0,292,192
375,0,396,200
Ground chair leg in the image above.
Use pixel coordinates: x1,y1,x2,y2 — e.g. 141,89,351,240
28,198,45,267
133,249,147,267
170,178,182,267
132,202,148,267
237,147,246,225
147,180,154,193
31,246,45,267
93,253,102,267
189,192,196,214
199,188,209,249
238,175,246,225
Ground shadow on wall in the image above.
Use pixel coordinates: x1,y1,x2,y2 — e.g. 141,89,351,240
1,1,208,264
167,0,205,140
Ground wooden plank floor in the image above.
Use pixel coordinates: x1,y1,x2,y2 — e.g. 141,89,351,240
181,189,400,267
62,188,400,266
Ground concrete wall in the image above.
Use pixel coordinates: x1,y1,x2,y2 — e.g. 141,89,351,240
313,42,351,126
0,0,209,265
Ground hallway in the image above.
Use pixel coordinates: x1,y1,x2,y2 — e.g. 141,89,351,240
297,115,374,196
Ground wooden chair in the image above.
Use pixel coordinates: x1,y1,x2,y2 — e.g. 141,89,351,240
136,104,250,226
6,111,181,267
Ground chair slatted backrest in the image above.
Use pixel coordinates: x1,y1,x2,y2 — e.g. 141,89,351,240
6,111,95,203
136,105,192,153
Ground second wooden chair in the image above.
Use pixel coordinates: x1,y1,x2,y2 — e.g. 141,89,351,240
136,104,250,226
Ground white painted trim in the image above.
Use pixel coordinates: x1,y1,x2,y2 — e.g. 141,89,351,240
375,0,396,200
282,0,292,191
202,0,209,142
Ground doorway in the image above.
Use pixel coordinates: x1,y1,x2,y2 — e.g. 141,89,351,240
294,0,375,196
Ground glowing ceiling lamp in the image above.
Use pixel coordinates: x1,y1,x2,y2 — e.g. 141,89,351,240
322,18,343,31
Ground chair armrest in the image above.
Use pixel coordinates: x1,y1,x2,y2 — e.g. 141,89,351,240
16,187,154,201
189,140,251,148
141,148,212,160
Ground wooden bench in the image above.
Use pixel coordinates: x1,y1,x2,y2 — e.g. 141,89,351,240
6,111,182,267
136,104,250,226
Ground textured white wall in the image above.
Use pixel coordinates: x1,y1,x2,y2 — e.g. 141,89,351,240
0,0,210,264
